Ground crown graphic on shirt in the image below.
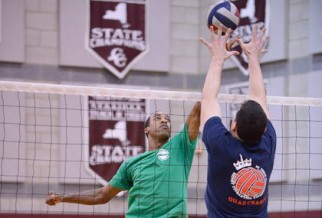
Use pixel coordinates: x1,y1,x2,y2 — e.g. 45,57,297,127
233,154,252,170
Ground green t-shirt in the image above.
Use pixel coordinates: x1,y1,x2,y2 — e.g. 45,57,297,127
109,124,197,218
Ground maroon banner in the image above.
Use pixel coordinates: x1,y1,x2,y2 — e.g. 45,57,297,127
86,96,146,185
87,0,148,79
230,0,269,76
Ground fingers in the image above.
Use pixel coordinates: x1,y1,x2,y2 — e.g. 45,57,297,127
46,191,61,206
262,48,268,53
209,25,216,41
261,35,269,49
218,25,223,38
225,51,240,59
251,24,258,41
259,48,268,59
199,37,209,47
252,24,266,44
252,24,265,41
224,28,233,42
236,38,244,49
227,36,239,50
258,27,267,48
46,198,56,206
261,27,267,38
48,191,56,195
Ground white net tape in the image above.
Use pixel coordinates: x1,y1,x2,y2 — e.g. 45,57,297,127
1,81,322,106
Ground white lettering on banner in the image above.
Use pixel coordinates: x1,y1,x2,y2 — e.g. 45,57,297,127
89,100,144,111
89,99,145,121
90,28,146,51
108,48,127,67
91,28,143,40
89,145,143,165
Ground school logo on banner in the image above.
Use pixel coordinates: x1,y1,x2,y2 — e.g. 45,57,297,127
86,96,146,185
230,0,269,76
86,0,148,79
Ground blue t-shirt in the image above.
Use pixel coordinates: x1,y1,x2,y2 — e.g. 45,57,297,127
202,117,276,218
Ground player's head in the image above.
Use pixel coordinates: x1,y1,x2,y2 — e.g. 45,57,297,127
144,111,171,142
231,100,267,145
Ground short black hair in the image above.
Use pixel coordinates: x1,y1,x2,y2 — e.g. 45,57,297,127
236,100,268,145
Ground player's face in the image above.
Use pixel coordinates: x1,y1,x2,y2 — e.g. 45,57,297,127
146,111,171,140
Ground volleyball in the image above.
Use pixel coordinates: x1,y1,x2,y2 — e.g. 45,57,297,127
234,167,266,198
207,0,240,34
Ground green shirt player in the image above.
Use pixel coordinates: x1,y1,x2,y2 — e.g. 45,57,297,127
46,102,201,218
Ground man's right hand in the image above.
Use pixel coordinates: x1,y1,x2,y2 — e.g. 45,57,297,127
46,191,63,206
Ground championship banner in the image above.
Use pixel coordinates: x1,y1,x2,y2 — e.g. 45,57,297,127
86,96,146,185
230,0,269,76
86,0,148,79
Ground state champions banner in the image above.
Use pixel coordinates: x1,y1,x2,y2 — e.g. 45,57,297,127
86,96,146,185
230,0,269,76
86,0,148,79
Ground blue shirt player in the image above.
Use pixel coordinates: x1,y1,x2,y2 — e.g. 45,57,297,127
200,24,277,217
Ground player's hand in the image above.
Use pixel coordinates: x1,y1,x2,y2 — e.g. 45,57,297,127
237,24,268,59
226,35,239,51
46,191,63,206
200,25,239,60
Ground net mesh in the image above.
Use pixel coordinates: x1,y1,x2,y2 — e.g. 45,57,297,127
0,81,322,217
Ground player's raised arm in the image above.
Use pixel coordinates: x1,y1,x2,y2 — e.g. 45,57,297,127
237,24,270,118
46,184,122,206
200,25,239,129
186,101,201,141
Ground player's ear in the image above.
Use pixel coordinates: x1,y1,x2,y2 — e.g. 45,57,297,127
144,127,149,135
231,120,237,132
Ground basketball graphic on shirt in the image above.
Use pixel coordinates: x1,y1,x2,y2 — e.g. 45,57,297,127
231,154,267,199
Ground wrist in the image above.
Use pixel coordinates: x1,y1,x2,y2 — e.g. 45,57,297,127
247,55,259,62
211,57,225,65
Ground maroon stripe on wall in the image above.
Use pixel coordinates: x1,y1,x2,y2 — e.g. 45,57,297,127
269,210,322,218
1,211,322,218
0,215,122,218
0,214,206,218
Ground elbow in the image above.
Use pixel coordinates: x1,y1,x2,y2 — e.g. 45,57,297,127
94,192,111,205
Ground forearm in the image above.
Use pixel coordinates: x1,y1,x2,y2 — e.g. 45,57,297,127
62,188,108,205
248,56,266,102
201,58,224,126
202,58,224,100
186,102,201,140
248,55,270,117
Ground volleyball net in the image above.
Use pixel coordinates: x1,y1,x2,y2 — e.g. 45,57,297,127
0,81,322,217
